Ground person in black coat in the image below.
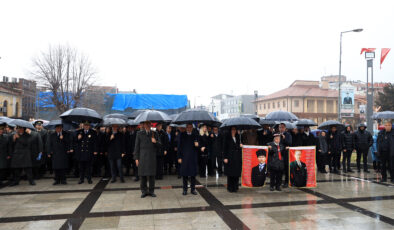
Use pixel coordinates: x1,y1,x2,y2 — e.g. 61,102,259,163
251,150,267,187
210,126,223,176
223,127,243,193
48,124,71,185
34,121,48,179
198,125,211,178
258,125,273,146
155,124,168,180
354,123,373,173
74,121,97,184
278,123,292,188
8,126,36,186
327,126,342,173
317,131,329,173
290,150,307,187
0,125,9,186
377,120,394,182
267,133,285,191
341,125,355,173
291,128,303,147
106,125,126,183
301,126,316,147
164,125,176,175
178,124,199,195
125,124,138,180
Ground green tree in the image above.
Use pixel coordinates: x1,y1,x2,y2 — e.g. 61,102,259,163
375,83,394,111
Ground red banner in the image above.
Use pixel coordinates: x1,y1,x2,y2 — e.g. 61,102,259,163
380,48,391,69
242,145,269,187
288,147,316,188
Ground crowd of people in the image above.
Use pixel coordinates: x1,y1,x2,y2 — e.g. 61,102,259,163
0,118,393,197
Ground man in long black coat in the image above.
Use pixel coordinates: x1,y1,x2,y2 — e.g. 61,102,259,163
34,121,48,178
377,120,394,182
106,125,125,183
48,124,71,185
155,124,168,180
223,127,243,193
28,129,43,180
125,124,138,180
327,126,342,173
341,125,355,173
279,123,292,188
354,123,373,173
210,126,223,176
0,125,9,186
178,124,199,195
74,121,97,184
134,121,161,198
251,150,267,187
8,126,35,186
164,125,176,175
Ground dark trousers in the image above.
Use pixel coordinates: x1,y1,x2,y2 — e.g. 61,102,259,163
381,152,393,180
109,158,123,180
13,168,33,183
140,176,155,195
92,155,101,177
330,150,340,171
198,155,208,177
213,155,223,174
283,153,289,183
122,154,132,175
342,149,352,171
207,157,214,176
164,152,174,174
227,176,239,192
182,176,196,191
356,148,369,170
0,168,9,182
54,169,66,182
79,161,92,181
156,156,164,179
270,169,282,189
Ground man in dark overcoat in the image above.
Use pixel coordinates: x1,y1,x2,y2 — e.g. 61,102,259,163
0,125,9,186
48,124,71,185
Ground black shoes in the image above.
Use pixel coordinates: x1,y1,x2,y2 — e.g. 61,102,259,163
270,187,275,191
134,177,140,182
182,191,187,196
110,179,116,183
53,181,60,185
120,178,125,183
29,181,36,186
61,180,67,185
347,169,354,173
78,180,84,184
141,193,148,198
191,190,197,195
276,187,282,191
150,193,157,197
88,180,93,184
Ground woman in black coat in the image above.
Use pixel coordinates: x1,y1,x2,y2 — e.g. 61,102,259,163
223,127,243,193
106,125,125,183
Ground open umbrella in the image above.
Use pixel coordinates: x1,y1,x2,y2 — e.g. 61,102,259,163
372,111,394,120
128,110,149,119
240,114,260,122
103,113,128,121
10,119,35,130
0,117,15,127
173,109,219,126
169,114,179,122
296,119,318,127
265,111,298,122
220,117,261,130
45,119,79,131
127,119,139,126
103,118,126,126
274,121,296,130
60,107,102,123
317,120,345,131
134,110,172,124
259,119,276,126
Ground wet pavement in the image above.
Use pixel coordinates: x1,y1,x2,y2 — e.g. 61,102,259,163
0,171,393,230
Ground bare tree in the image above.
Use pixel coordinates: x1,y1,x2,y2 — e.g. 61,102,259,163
32,44,96,114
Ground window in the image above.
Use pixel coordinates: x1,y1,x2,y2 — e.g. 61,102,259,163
283,100,286,107
2,101,7,116
273,102,275,109
294,100,299,107
264,104,266,109
327,100,334,112
307,100,315,113
259,104,262,110
277,102,280,108
268,103,270,109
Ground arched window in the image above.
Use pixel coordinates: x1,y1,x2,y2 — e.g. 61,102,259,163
15,102,19,117
3,100,8,117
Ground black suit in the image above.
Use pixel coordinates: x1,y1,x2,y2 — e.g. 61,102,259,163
290,161,307,187
48,131,71,183
74,129,97,182
251,164,267,187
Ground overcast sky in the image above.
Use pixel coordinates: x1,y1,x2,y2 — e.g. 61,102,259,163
1,0,393,107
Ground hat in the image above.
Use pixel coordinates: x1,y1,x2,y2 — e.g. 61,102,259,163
256,149,266,157
82,121,91,125
34,120,43,126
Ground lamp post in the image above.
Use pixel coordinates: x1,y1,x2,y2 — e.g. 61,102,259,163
365,51,375,132
338,28,363,121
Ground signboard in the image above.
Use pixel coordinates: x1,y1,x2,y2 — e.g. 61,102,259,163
341,86,355,117
288,146,317,188
241,145,269,187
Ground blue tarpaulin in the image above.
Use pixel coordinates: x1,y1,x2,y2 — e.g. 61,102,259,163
38,92,75,108
109,94,188,111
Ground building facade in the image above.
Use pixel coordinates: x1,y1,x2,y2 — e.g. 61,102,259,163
0,85,22,118
209,94,255,120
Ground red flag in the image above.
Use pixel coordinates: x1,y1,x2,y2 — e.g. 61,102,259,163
380,48,391,69
360,48,376,55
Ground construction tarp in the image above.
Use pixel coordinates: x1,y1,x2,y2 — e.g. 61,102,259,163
109,94,188,111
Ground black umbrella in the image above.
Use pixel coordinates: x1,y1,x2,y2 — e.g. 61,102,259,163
60,107,102,123
265,111,298,122
219,117,261,130
128,110,149,119
173,109,219,125
45,119,79,131
103,118,126,126
240,114,260,122
134,110,172,124
0,117,15,127
296,119,317,127
10,119,35,130
103,113,128,121
127,119,139,126
259,119,276,126
372,111,394,120
274,121,297,130
318,120,345,131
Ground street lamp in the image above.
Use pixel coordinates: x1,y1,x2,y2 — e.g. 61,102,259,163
338,28,363,121
365,51,375,132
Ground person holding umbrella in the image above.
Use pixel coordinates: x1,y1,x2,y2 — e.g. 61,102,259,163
178,124,199,195
278,123,292,188
106,124,126,183
8,124,36,186
74,121,97,184
223,126,243,193
198,124,211,178
48,123,72,185
134,120,162,198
